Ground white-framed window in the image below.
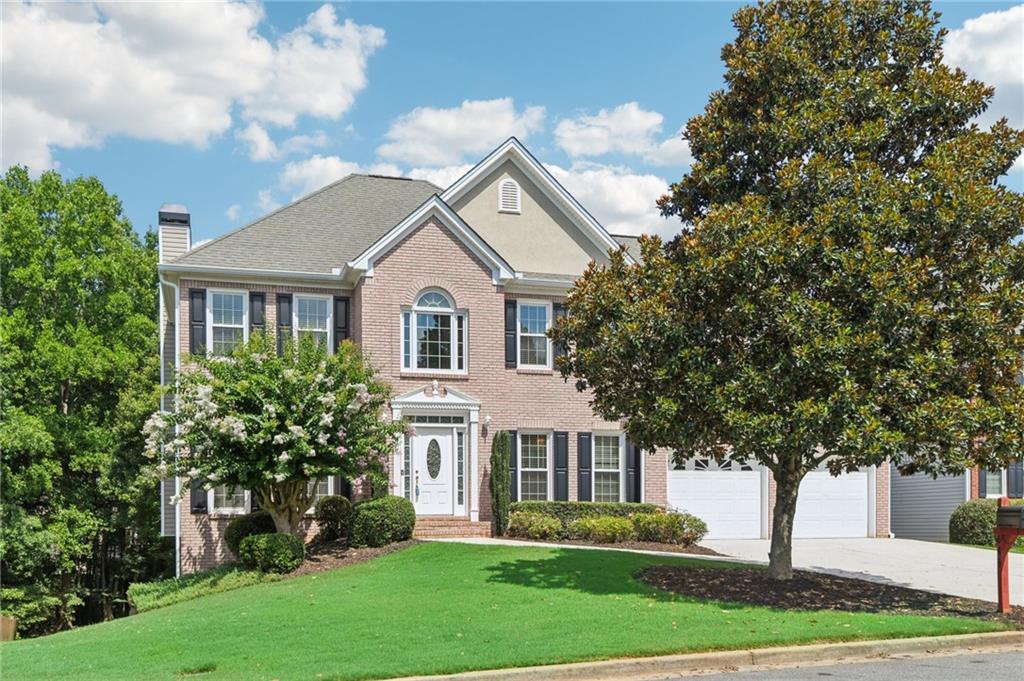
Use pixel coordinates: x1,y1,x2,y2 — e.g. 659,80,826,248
985,469,1006,497
294,295,331,350
519,432,552,501
593,433,625,502
208,485,248,515
517,300,552,368
498,178,521,214
207,290,247,356
305,478,335,514
401,290,467,372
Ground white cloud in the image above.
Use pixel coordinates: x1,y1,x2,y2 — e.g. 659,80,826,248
547,162,674,238
225,204,241,221
554,102,691,168
257,189,281,213
278,155,403,198
407,165,474,189
377,98,546,166
193,238,212,249
1,2,383,172
945,4,1024,172
236,122,328,161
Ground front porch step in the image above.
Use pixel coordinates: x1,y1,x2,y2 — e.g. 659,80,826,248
414,517,492,538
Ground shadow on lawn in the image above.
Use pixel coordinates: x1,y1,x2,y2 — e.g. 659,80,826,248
483,548,674,599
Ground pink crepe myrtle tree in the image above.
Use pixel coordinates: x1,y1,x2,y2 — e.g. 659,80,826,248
143,333,406,534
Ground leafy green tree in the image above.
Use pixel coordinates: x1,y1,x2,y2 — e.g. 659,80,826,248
145,334,404,534
554,0,1024,579
1,166,164,634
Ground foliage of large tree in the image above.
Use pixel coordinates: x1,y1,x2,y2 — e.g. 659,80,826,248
554,0,1024,579
1,166,164,634
145,335,404,534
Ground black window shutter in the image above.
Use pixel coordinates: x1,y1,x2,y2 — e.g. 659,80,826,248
189,289,206,355
333,296,350,352
508,430,518,502
625,439,641,503
552,302,567,361
250,490,259,512
250,292,265,337
553,431,569,500
577,432,592,501
1008,461,1023,499
978,467,987,498
333,475,352,500
276,293,292,356
190,479,208,514
504,300,517,368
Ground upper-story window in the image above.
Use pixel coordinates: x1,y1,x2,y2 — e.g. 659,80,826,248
498,178,521,214
402,290,467,372
208,290,247,356
518,301,551,368
295,295,331,349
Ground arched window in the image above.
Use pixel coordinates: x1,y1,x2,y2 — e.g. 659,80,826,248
401,289,466,371
498,178,521,214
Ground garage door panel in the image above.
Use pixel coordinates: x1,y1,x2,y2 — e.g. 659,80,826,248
667,470,761,539
793,471,868,538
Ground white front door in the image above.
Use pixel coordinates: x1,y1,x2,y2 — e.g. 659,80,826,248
412,427,453,515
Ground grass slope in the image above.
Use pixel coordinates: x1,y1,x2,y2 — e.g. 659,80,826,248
127,564,279,613
3,543,1005,681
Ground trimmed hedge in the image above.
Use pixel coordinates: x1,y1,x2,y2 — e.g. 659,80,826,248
507,512,561,540
350,496,416,547
950,498,1024,549
314,495,353,541
633,512,708,546
224,510,276,556
238,533,305,573
569,516,634,543
509,501,659,537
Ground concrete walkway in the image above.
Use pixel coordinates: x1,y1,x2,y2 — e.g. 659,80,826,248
434,537,1024,605
702,538,1024,605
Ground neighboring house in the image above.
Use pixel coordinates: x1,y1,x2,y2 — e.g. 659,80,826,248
890,463,1024,542
157,138,891,574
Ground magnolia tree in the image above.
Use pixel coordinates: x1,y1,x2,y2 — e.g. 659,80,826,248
144,334,404,534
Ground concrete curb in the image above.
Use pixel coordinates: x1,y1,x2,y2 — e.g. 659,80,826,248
393,631,1024,681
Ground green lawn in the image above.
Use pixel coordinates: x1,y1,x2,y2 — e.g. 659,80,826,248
2,543,1006,681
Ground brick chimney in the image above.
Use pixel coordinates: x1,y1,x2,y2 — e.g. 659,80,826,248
158,203,191,263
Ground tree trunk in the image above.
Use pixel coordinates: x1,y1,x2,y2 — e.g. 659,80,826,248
256,482,314,535
768,469,803,580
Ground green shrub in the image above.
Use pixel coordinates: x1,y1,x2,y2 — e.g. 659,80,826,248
950,498,1024,548
238,533,305,573
489,431,512,536
314,495,353,541
507,512,562,540
569,516,634,543
224,510,276,556
510,501,659,538
350,496,416,547
127,565,278,613
632,512,708,545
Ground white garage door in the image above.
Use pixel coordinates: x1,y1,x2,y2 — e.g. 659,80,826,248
793,470,869,538
667,458,762,539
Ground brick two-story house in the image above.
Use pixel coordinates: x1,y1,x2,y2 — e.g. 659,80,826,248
158,138,891,575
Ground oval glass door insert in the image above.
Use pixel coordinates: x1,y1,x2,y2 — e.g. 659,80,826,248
426,439,441,479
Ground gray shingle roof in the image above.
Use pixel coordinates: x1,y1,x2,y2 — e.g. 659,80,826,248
172,174,441,273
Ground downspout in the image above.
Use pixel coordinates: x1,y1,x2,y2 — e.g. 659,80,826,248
160,274,182,578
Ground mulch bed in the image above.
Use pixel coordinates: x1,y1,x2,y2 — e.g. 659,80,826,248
286,539,420,579
638,564,1024,628
510,538,723,556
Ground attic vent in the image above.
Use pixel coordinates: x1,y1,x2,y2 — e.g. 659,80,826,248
498,179,521,214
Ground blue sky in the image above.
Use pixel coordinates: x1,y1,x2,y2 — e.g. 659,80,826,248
3,2,1021,243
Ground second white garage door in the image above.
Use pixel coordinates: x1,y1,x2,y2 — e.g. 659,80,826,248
666,459,763,539
793,470,870,538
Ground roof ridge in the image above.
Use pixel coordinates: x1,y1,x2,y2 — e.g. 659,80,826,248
172,173,361,263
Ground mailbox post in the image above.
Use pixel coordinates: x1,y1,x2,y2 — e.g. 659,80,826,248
994,497,1024,613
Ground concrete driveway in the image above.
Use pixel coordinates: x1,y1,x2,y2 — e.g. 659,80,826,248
702,538,1024,605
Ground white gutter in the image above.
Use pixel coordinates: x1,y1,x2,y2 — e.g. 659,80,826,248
158,262,346,282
